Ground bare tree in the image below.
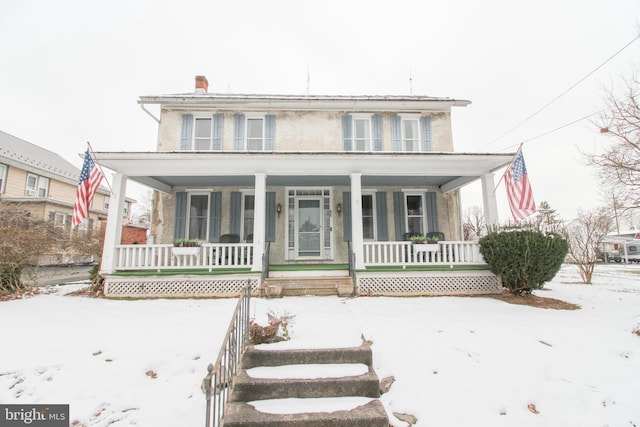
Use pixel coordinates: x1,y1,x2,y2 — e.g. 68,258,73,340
566,208,612,284
0,203,64,295
463,206,486,241
588,68,640,216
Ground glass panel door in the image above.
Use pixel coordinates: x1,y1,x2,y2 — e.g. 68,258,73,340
297,198,321,257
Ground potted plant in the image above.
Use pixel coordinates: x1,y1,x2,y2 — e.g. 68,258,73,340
411,234,439,252
410,235,426,244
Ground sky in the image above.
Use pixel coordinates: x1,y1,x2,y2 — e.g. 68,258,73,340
1,0,639,222
1,263,639,426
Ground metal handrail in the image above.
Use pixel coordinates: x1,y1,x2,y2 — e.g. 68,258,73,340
202,281,251,427
261,241,271,285
347,240,355,279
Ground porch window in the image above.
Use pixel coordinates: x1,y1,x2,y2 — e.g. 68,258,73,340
187,194,209,241
406,194,425,235
242,194,255,242
0,163,6,193
362,194,376,240
26,173,49,197
53,212,68,228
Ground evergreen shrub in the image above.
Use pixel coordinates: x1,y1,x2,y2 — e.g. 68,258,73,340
479,229,568,294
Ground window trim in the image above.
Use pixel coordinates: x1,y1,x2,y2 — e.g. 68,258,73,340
399,113,421,152
240,191,255,242
0,163,7,193
404,192,427,235
351,114,372,152
26,173,49,197
244,113,266,151
361,191,377,241
186,192,210,241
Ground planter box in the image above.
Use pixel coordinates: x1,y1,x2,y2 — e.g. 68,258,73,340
413,243,439,253
172,247,200,256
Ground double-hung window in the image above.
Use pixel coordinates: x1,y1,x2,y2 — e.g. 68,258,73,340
194,117,213,150
187,193,209,241
405,193,426,235
181,114,223,151
246,117,265,150
402,118,420,152
0,163,6,193
362,193,376,240
26,173,49,197
242,193,255,242
353,116,372,151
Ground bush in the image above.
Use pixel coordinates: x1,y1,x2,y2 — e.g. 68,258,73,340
479,230,568,295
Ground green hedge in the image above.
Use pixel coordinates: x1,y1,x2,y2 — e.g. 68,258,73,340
479,230,568,294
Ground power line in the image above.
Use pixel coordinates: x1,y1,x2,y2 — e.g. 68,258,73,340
499,110,603,152
481,34,640,151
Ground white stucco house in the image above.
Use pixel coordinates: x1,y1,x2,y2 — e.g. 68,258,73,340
96,76,514,297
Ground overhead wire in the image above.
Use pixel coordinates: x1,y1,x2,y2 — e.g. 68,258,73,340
480,34,640,151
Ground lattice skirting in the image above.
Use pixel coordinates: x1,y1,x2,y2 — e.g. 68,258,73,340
357,270,502,296
104,274,260,298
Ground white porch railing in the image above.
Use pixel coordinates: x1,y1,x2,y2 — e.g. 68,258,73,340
113,241,483,272
114,243,254,271
363,241,484,267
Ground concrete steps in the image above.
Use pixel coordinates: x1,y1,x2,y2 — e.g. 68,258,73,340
262,276,354,297
222,342,388,427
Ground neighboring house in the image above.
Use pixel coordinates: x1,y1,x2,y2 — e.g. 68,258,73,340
600,230,640,263
0,130,139,264
97,76,514,297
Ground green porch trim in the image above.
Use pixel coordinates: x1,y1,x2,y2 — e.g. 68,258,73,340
111,268,252,276
360,265,490,272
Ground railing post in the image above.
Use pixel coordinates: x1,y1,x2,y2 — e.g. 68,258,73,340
202,363,213,427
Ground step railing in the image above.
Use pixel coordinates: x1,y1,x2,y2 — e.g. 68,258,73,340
202,281,252,427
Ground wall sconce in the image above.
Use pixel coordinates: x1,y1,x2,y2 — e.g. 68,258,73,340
336,203,342,216
276,203,282,217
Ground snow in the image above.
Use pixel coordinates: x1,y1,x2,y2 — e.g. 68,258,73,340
1,263,639,426
248,397,375,415
245,364,369,379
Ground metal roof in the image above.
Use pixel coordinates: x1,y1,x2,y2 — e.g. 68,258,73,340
0,129,81,185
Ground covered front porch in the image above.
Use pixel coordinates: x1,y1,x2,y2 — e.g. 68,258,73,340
96,151,511,297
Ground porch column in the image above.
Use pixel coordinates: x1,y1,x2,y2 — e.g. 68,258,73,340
252,173,266,272
350,173,366,270
480,172,500,227
100,173,127,274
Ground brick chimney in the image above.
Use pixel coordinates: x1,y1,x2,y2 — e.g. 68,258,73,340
195,75,208,94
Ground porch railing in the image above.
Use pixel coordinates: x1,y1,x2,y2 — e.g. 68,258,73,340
112,241,483,272
201,282,251,427
363,241,484,267
114,243,254,271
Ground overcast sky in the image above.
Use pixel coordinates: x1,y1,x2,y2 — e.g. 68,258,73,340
1,0,639,222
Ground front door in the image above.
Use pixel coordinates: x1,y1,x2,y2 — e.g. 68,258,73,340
297,197,322,258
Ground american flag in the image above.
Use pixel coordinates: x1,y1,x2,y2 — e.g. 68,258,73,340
504,150,536,222
72,149,104,227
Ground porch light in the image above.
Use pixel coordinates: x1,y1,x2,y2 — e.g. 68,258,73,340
276,203,282,217
336,203,342,216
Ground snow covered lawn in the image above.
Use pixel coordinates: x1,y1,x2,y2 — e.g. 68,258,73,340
1,264,639,426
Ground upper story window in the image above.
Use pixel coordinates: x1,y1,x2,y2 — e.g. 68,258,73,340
353,117,371,151
104,196,110,210
26,173,49,197
181,114,223,150
0,163,6,193
234,114,276,151
392,115,432,152
342,114,383,152
246,118,265,150
402,118,420,152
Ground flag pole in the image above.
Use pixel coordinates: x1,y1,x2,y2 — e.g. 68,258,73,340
493,144,524,193
86,141,113,195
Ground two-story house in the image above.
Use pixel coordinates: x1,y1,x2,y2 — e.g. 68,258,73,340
0,130,142,264
97,76,514,297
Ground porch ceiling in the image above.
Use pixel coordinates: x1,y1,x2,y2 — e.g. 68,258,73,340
94,151,515,193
